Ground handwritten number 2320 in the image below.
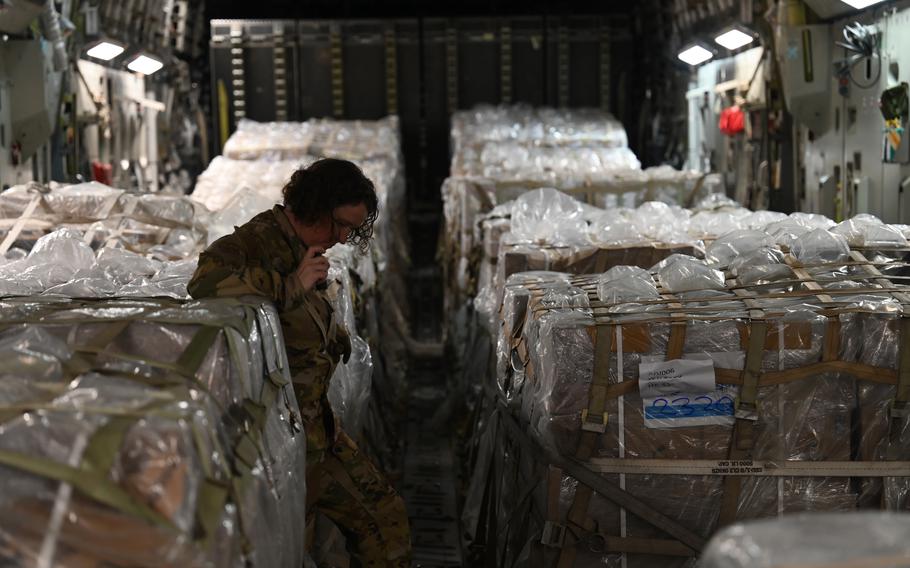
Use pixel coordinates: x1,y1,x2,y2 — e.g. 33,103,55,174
650,395,733,416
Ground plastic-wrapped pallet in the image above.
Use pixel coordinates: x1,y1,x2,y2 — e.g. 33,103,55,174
0,182,210,259
0,228,197,299
454,142,642,181
222,117,402,163
195,120,411,404
698,512,910,568
466,230,910,567
191,157,310,215
441,174,722,347
473,193,705,335
450,105,630,162
0,296,306,567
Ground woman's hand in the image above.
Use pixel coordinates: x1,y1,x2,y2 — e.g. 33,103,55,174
296,246,329,292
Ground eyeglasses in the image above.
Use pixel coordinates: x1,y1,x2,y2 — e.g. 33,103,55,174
331,216,357,241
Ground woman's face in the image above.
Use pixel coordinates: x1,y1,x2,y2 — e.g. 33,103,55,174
295,202,369,250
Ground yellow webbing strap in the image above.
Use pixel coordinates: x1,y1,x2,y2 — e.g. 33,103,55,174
0,448,173,528
719,320,767,526
736,321,768,427
196,478,230,541
499,407,706,552
176,326,222,378
822,317,841,362
554,484,594,568
576,325,612,460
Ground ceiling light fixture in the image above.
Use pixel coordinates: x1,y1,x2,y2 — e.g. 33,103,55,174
839,0,888,9
126,54,164,75
714,28,755,50
678,45,714,66
84,40,125,61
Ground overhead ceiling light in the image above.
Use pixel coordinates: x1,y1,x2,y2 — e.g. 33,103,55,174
840,0,887,8
85,40,125,61
714,29,755,50
678,45,714,66
126,54,164,75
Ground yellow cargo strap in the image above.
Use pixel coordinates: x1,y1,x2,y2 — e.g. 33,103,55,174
499,407,705,552
575,325,613,461
719,320,767,527
0,448,173,528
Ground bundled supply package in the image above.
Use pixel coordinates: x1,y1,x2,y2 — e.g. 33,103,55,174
0,228,198,299
698,512,910,568
441,171,720,319
0,182,210,259
450,105,629,165
440,104,723,362
222,117,402,163
464,222,910,567
0,297,307,567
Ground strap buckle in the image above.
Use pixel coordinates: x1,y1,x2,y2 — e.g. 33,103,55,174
541,521,566,548
734,399,758,421
580,409,608,433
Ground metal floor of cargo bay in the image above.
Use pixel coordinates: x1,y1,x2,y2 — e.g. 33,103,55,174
400,263,464,568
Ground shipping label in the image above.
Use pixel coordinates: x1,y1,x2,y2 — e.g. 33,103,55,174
639,357,737,429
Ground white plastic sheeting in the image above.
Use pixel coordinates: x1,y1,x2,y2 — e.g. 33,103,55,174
325,246,374,442
0,229,196,298
0,298,306,567
699,513,910,568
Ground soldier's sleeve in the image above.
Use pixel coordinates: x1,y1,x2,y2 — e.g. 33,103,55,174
187,240,305,309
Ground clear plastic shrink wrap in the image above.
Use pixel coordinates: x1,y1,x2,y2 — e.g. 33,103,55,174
496,272,572,406
0,183,209,258
222,117,401,162
0,297,306,567
0,229,197,299
658,256,726,292
467,223,910,567
325,247,373,443
698,513,910,568
706,230,775,266
191,157,308,213
198,116,410,404
831,214,909,247
596,266,659,304
510,188,589,245
441,105,723,352
472,192,713,347
467,143,642,181
790,229,850,263
450,105,629,153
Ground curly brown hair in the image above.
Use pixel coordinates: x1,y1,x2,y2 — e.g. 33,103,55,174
281,158,378,252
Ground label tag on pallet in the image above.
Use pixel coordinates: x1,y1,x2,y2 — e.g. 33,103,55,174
639,354,739,429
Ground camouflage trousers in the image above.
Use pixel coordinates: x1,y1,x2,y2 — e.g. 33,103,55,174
306,431,412,567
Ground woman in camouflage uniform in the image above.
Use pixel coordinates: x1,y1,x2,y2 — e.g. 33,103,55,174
188,158,412,567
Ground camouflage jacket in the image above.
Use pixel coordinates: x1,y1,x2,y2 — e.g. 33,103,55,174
188,205,350,454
